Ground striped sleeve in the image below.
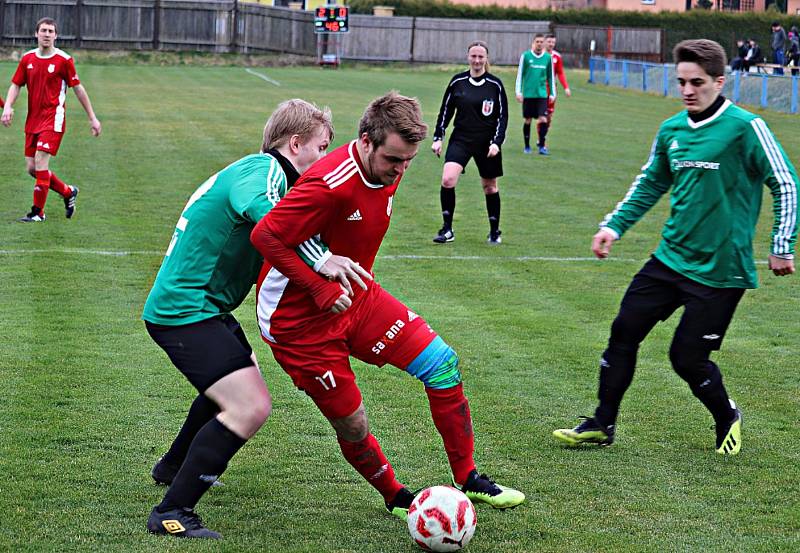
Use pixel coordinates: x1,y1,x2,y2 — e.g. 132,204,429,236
515,53,525,97
296,235,332,271
600,130,673,237
749,118,798,257
433,76,458,141
235,156,287,223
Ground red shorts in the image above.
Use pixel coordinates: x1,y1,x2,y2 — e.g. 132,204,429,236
268,282,436,419
25,131,63,157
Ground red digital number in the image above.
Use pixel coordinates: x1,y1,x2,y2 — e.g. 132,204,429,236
339,7,347,17
317,7,326,17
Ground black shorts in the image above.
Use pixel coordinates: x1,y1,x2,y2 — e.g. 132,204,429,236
619,256,745,351
522,98,549,119
444,136,503,179
145,314,254,393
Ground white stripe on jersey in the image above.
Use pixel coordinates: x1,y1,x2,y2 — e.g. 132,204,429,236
54,80,66,132
484,76,505,145
298,238,325,263
751,118,797,256
324,157,357,185
327,165,358,189
264,155,284,206
601,135,659,228
257,267,289,343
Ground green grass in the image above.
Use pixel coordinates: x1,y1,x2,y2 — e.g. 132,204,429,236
0,61,798,552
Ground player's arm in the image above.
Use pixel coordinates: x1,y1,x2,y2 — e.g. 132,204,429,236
555,58,571,96
547,58,555,101
432,78,457,156
515,53,526,101
1,84,20,127
593,130,672,258
250,179,346,312
490,79,509,155
72,85,101,137
746,118,797,275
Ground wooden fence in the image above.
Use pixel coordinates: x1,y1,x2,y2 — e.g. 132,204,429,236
0,1,664,66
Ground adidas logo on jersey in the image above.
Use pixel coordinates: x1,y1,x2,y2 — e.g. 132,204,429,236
669,139,679,150
347,209,362,221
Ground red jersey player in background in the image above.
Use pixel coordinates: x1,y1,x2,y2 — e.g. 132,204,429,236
251,92,525,520
1,17,101,223
541,34,571,148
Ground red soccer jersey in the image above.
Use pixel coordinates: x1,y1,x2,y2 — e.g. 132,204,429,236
551,50,570,92
255,140,400,341
12,48,80,134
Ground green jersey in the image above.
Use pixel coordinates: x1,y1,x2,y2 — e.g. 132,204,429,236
515,50,554,99
601,100,798,289
143,153,329,325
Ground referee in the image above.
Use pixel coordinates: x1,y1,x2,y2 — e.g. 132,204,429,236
431,40,509,245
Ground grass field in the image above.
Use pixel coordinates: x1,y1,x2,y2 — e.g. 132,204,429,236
0,59,798,553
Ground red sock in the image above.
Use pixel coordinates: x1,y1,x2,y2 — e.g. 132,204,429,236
33,170,51,211
337,433,404,502
49,172,70,197
425,383,476,485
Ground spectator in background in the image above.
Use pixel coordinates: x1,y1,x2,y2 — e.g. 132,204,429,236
743,38,761,72
730,39,747,71
787,27,799,76
771,21,786,75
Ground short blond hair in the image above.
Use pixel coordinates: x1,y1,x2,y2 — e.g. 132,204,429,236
358,92,427,148
262,99,333,152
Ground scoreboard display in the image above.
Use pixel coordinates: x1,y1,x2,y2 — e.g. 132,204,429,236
314,5,349,33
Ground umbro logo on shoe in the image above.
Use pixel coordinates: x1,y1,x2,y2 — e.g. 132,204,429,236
347,209,362,221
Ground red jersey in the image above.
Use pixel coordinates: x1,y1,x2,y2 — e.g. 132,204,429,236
12,48,80,134
254,140,400,342
551,50,569,94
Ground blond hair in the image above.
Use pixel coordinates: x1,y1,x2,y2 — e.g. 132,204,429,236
262,98,333,152
358,91,427,148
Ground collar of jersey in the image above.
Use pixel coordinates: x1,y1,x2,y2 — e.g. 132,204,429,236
686,99,731,129
531,50,546,58
33,48,60,60
468,76,486,86
349,140,384,189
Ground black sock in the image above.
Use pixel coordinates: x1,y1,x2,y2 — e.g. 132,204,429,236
158,418,246,512
537,122,549,147
523,123,531,148
440,187,455,229
485,192,500,233
687,361,735,427
162,394,219,467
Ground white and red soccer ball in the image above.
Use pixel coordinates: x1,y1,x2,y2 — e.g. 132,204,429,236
407,485,477,552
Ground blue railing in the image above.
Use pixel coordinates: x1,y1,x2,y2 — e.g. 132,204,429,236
589,57,799,115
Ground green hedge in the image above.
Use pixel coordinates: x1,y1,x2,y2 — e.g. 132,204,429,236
348,1,800,61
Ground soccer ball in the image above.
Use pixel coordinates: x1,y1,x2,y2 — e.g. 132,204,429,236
407,485,477,552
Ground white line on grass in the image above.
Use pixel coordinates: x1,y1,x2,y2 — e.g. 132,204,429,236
245,68,281,86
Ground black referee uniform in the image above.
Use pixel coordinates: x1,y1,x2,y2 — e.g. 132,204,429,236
433,70,509,243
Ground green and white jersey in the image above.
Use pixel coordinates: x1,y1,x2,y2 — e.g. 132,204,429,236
143,153,329,325
601,100,797,289
515,50,554,99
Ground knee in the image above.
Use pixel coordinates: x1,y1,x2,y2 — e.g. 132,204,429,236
441,174,458,189
332,404,369,442
27,165,36,178
609,313,644,349
482,182,498,195
668,341,709,381
406,336,461,390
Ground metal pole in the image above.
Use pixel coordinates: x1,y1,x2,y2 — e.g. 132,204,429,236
791,75,798,114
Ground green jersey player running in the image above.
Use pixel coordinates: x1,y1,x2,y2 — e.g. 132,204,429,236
143,99,371,539
553,40,797,456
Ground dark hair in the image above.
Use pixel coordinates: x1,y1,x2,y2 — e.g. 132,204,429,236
533,33,544,40
673,39,727,78
545,34,555,39
772,21,780,27
358,91,427,148
36,17,57,33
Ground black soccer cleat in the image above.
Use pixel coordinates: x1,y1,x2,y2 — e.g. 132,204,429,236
18,205,46,223
455,470,525,509
433,227,455,244
553,416,616,447
487,229,502,245
385,487,416,521
147,506,221,539
715,400,742,455
64,186,79,219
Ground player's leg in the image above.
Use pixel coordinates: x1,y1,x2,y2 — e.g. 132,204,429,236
475,145,502,245
351,285,524,509
554,258,681,446
536,100,550,154
145,316,271,538
522,100,534,153
268,335,412,519
18,136,45,222
435,140,469,244
669,282,745,455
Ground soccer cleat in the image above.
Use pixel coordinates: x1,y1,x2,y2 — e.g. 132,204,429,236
523,146,532,154
455,470,525,509
487,229,502,245
432,227,455,244
715,400,742,456
151,456,223,487
18,206,46,223
147,506,221,539
553,416,615,447
64,186,79,219
538,146,549,156
385,487,416,521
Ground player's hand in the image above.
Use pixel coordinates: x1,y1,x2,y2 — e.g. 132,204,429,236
487,143,500,158
565,87,572,97
89,117,102,137
768,254,795,276
515,94,523,103
319,254,372,296
1,108,13,127
330,286,353,314
591,228,617,259
431,140,442,157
